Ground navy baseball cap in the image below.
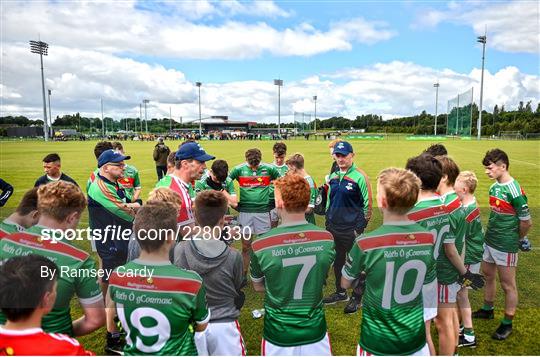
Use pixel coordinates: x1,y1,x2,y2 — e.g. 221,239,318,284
175,142,215,162
333,141,354,155
98,149,131,168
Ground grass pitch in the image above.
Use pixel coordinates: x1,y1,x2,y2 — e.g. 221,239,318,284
0,138,538,355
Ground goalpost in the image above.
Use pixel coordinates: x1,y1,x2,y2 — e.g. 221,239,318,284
447,88,473,137
499,131,524,140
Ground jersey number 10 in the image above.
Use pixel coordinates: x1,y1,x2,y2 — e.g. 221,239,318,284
381,260,426,309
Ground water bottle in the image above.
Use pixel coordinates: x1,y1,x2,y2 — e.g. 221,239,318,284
251,309,265,319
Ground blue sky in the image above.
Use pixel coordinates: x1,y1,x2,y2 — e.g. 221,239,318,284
1,0,538,122
129,1,538,83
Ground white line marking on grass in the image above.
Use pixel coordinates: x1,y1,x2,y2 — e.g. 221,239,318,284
447,144,539,167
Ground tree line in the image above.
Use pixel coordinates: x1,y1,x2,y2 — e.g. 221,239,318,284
1,101,539,136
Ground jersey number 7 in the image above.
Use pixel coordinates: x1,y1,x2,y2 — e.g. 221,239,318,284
282,255,317,299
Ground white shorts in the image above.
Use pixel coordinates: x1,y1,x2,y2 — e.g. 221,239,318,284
262,333,332,356
195,320,246,356
239,212,271,235
423,280,438,321
438,282,461,304
357,343,429,356
90,238,97,252
270,208,279,223
483,244,518,267
465,262,481,274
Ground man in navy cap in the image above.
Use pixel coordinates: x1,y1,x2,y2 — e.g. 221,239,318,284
156,141,215,237
87,149,142,354
323,141,373,314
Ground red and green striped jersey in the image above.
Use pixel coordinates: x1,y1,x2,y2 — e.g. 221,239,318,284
155,175,196,226
117,164,141,201
109,260,210,356
463,199,484,265
0,219,23,239
250,222,335,347
305,175,317,225
407,196,450,284
440,191,466,284
0,225,103,335
486,179,530,253
86,168,99,193
342,222,434,356
228,163,281,213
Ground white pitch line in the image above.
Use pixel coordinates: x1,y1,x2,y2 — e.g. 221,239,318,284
447,144,539,167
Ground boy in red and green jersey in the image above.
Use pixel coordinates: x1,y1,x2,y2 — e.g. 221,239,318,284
473,149,532,341
454,171,484,347
251,174,335,356
343,168,434,356
108,201,209,356
269,142,288,227
406,153,483,356
0,226,103,335
432,155,484,355
0,187,39,239
229,148,281,275
0,182,104,337
228,162,281,214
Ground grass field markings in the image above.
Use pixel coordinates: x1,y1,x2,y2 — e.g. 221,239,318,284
446,144,539,167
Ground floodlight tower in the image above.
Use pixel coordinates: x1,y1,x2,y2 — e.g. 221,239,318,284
433,83,440,135
196,82,202,136
313,95,317,133
477,30,487,140
29,40,49,141
274,79,283,136
143,99,150,133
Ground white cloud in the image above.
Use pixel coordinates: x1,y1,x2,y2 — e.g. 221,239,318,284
219,0,292,18
2,46,537,123
1,2,392,60
413,1,540,53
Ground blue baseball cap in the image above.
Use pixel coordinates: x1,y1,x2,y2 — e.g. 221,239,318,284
98,149,131,168
333,141,354,155
175,142,215,162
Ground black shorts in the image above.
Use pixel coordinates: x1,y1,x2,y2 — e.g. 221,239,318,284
95,242,127,283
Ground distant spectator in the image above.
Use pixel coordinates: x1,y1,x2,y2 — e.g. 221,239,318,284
153,137,171,180
34,153,78,187
0,178,13,207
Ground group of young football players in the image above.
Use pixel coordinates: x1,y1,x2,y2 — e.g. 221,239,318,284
0,140,532,356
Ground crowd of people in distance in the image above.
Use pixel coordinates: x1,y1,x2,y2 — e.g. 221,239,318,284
0,138,532,356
